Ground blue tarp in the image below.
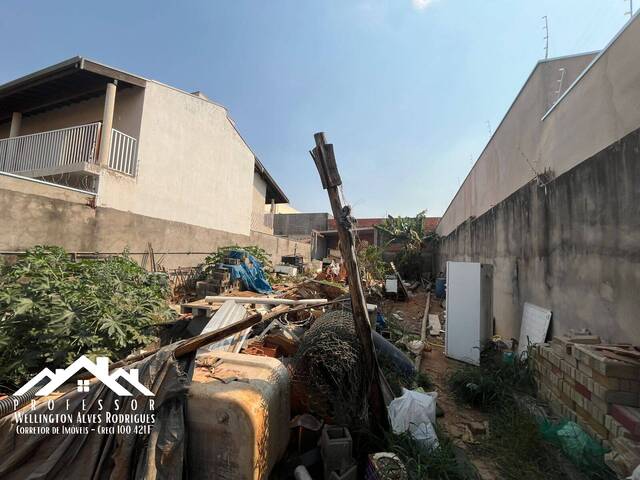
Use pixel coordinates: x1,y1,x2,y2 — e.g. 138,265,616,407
221,249,272,294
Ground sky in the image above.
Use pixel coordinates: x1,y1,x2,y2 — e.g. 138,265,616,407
0,1,632,217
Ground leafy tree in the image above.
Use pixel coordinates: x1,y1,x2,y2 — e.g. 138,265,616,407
374,211,437,281
375,210,427,251
0,246,174,391
356,242,389,283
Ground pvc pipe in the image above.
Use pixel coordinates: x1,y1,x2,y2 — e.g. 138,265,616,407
204,296,327,306
293,465,313,480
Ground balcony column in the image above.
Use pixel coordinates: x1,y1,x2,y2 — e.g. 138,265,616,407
9,112,22,137
98,81,117,167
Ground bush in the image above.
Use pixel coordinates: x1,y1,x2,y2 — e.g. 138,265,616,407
387,430,478,480
447,345,535,410
394,249,431,281
0,246,174,391
357,243,389,282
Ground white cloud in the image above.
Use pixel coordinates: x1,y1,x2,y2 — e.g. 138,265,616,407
412,0,437,11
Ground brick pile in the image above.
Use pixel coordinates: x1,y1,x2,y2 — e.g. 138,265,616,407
532,335,640,477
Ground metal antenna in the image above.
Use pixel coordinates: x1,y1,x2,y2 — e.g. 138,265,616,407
555,67,566,95
542,16,549,59
626,0,634,17
486,120,492,137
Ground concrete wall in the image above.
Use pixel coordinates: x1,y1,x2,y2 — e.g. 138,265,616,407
0,173,309,269
437,52,596,236
439,15,640,237
273,213,329,236
251,171,272,234
97,81,256,236
266,203,300,214
437,127,640,344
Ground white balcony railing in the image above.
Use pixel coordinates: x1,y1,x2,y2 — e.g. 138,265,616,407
0,122,101,174
0,123,138,177
109,129,137,176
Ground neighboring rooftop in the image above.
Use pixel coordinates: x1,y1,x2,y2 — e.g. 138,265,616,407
0,56,288,204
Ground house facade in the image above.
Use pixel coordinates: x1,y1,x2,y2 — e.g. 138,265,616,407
0,57,306,267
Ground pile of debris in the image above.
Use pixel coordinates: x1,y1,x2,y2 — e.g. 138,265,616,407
533,335,640,477
0,133,443,480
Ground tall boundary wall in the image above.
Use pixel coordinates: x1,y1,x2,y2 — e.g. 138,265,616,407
0,173,309,269
437,127,640,344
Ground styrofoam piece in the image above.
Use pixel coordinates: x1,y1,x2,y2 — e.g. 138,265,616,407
518,302,552,356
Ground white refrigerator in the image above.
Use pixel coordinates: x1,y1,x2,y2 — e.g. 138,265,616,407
445,261,493,366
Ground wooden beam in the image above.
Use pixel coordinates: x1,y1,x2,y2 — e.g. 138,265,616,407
310,132,389,428
415,292,431,371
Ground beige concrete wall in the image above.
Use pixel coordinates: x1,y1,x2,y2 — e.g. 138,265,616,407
0,87,144,140
0,173,310,269
265,203,300,214
539,16,640,180
438,126,640,343
439,16,640,237
97,81,255,236
251,171,273,234
0,173,97,252
437,52,596,236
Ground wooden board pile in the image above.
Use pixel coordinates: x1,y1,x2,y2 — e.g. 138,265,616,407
533,335,640,477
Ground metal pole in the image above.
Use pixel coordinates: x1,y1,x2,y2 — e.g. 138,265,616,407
542,16,549,59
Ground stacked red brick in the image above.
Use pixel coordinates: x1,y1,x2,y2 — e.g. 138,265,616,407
532,336,640,477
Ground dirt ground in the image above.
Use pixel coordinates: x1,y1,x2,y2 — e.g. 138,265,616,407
383,289,499,480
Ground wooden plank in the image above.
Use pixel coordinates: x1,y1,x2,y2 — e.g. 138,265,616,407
596,346,640,361
599,350,640,366
415,292,431,371
311,132,388,429
389,262,409,300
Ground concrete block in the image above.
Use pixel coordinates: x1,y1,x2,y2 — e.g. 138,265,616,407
575,370,594,392
572,389,585,409
621,379,640,393
574,345,640,379
611,405,640,436
321,425,354,475
585,400,605,425
590,394,609,413
328,462,357,480
611,436,640,460
567,335,602,345
574,381,591,400
605,450,634,478
560,360,576,379
592,370,623,389
577,360,593,377
547,350,561,369
575,404,608,440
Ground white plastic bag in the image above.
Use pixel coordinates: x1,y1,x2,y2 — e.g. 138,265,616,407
388,388,439,450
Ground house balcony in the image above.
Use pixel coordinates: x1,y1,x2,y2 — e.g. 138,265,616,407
0,56,147,191
0,122,138,190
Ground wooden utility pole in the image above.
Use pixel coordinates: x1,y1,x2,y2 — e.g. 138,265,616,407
310,132,388,427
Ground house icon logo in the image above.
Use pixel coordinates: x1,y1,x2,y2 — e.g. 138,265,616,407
14,356,154,397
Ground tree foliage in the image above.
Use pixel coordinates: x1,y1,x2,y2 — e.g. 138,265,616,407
356,242,389,282
0,246,174,391
375,210,427,251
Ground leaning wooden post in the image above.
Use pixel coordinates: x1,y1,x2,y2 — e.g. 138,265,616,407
310,132,389,427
